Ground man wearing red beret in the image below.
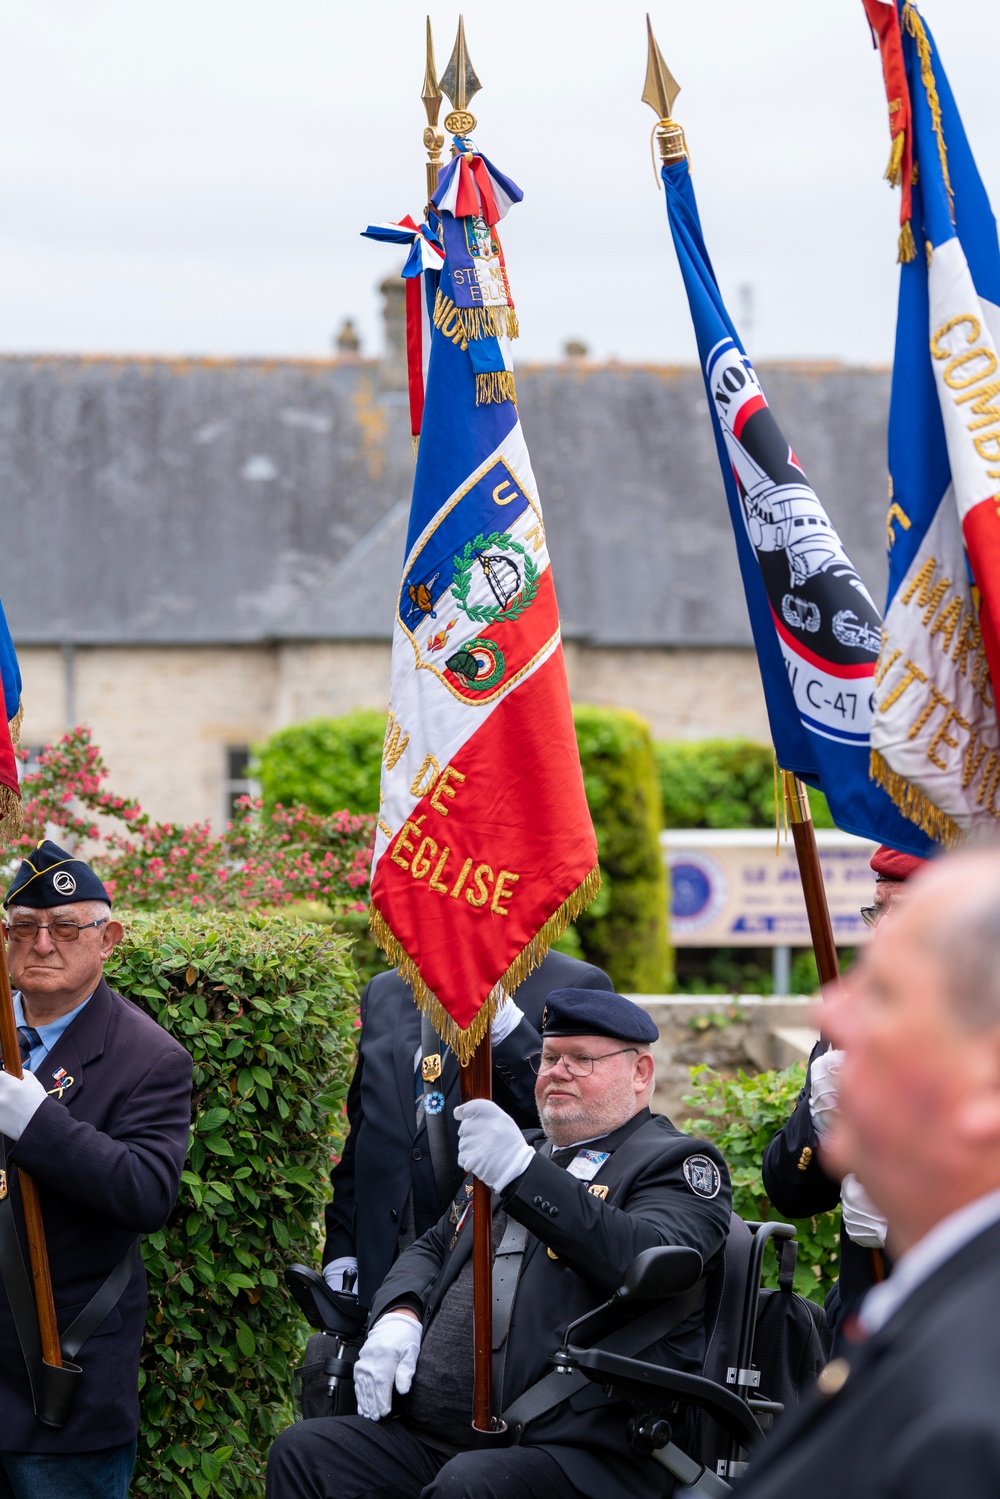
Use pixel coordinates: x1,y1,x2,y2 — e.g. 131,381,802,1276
761,844,929,1336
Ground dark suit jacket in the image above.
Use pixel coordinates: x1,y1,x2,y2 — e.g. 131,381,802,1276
762,1039,883,1327
738,1217,1000,1499
0,977,192,1452
370,1110,732,1499
323,951,613,1307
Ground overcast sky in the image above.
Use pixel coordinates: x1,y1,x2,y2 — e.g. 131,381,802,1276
0,1,996,366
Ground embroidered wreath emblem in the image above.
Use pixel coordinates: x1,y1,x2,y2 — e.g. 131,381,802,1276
451,531,539,627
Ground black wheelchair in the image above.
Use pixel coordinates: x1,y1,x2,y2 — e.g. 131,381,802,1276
284,1214,828,1493
551,1215,828,1495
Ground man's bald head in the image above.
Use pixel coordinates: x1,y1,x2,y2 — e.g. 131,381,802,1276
823,846,1000,1255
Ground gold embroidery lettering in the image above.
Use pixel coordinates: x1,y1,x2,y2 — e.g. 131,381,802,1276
492,480,516,506
973,432,1000,464
930,313,980,360
886,502,911,547
429,847,451,893
907,686,949,740
874,648,901,688
879,659,928,713
410,755,441,798
377,819,393,839
955,378,1000,429
524,523,545,553
928,595,963,654
490,870,520,916
465,863,494,908
411,836,438,880
926,704,970,770
430,765,467,816
383,714,410,771
450,857,474,899
900,557,950,622
953,608,982,678
390,817,425,871
962,732,990,791
942,347,998,390
978,753,1000,812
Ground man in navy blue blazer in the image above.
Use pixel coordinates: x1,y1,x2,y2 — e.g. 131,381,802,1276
0,840,192,1499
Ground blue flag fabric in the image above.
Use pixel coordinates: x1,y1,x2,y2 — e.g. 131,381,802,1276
662,154,932,856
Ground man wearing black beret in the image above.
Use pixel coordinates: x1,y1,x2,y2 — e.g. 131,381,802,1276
0,840,192,1499
267,987,731,1499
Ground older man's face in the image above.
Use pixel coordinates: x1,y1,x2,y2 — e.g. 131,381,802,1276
6,902,121,1017
535,1035,653,1147
822,879,980,1241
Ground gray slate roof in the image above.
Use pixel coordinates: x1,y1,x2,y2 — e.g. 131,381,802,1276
0,353,891,648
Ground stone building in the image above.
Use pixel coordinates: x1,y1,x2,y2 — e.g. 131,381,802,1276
0,293,892,826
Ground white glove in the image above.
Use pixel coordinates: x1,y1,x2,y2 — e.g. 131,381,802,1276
354,1311,422,1420
454,1098,533,1191
490,993,524,1047
322,1257,359,1294
808,1048,844,1141
0,1069,47,1140
841,1173,888,1249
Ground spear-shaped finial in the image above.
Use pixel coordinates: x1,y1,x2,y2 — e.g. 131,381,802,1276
422,17,446,199
642,15,688,182
440,15,482,139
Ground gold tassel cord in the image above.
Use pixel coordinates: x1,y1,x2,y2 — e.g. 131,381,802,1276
886,128,906,188
8,699,23,747
369,864,602,1065
432,291,519,347
0,784,21,844
898,221,917,264
475,371,517,407
903,2,954,222
869,749,965,847
411,434,420,462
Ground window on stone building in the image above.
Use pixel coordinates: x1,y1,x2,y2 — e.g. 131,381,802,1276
224,746,255,823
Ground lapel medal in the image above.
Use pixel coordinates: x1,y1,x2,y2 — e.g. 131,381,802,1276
48,1067,73,1100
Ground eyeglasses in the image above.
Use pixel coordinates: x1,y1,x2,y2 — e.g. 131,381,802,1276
860,906,879,929
528,1047,638,1077
4,918,108,944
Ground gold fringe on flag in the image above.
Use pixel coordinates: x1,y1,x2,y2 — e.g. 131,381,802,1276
898,221,917,263
886,127,906,188
9,700,23,747
432,291,519,347
475,371,517,407
0,696,24,842
869,749,964,848
903,2,953,222
369,863,602,1064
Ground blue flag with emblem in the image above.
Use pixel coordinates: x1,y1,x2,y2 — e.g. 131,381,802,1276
660,148,932,856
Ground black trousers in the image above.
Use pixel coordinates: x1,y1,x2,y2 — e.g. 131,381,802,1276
266,1415,583,1499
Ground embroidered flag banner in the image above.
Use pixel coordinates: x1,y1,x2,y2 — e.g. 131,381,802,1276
362,215,445,444
661,149,932,856
0,597,22,840
865,1,1000,842
367,147,599,1059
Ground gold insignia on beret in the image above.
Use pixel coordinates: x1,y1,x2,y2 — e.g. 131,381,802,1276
541,1005,548,1029
588,1183,609,1200
797,1146,813,1171
547,1246,559,1260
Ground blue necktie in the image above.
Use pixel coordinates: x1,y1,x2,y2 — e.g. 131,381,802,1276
16,1025,41,1070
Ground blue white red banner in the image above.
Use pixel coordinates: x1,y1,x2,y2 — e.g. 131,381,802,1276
662,151,932,856
367,151,598,1058
865,1,1000,842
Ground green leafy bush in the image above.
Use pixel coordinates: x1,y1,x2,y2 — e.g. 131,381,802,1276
683,1064,840,1304
655,739,834,830
254,711,386,816
572,706,671,993
105,909,360,1499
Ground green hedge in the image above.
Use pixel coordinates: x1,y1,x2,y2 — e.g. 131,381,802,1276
573,707,671,993
684,1063,840,1304
254,711,385,816
106,910,360,1499
655,739,834,829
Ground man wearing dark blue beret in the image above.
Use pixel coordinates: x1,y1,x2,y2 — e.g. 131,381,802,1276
267,986,731,1499
0,840,192,1499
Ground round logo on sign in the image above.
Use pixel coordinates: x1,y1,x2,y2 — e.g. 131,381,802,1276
52,872,77,896
683,1154,721,1199
668,851,726,938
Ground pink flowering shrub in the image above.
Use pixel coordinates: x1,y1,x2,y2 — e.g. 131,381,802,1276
15,726,375,916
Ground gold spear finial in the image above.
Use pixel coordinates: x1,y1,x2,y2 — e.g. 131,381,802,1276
440,15,482,138
422,17,445,200
642,15,688,182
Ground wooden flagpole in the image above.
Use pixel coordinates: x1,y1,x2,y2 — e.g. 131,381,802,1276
782,772,840,988
420,16,496,1433
0,938,63,1369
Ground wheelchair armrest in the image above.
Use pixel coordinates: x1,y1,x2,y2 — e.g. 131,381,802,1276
565,1344,764,1450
